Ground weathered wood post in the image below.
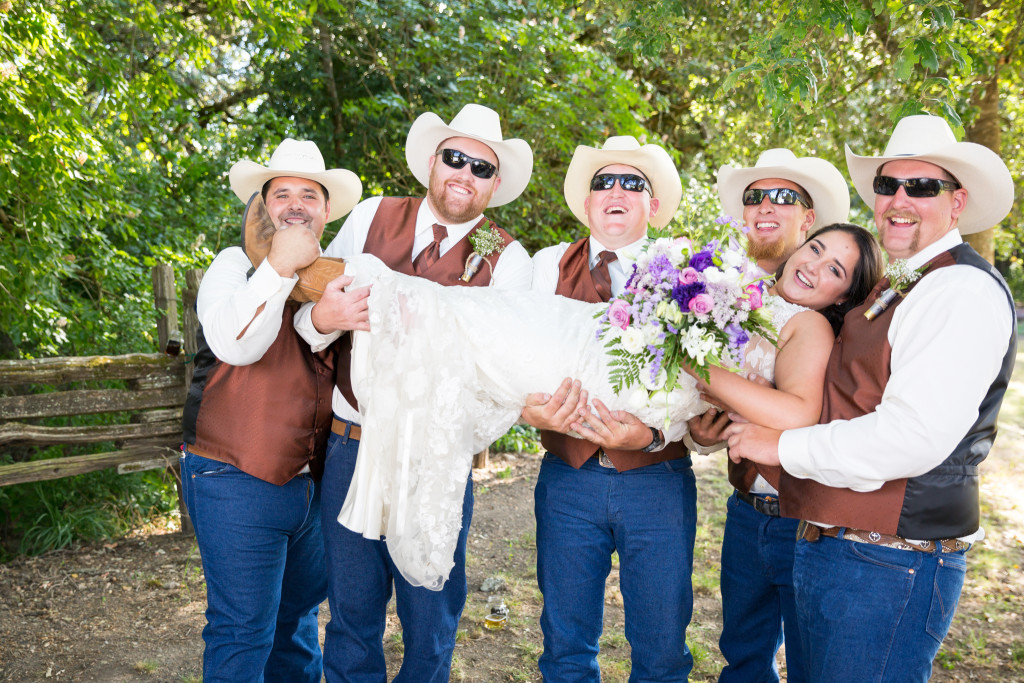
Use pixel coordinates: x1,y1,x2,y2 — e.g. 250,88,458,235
176,268,205,535
473,447,489,470
151,264,192,534
182,269,204,388
151,265,180,355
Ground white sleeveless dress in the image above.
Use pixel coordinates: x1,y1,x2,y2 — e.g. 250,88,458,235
337,254,798,589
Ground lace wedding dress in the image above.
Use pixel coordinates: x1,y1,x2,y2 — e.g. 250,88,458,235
337,254,774,590
741,294,808,384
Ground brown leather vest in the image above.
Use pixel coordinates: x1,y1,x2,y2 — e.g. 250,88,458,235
183,302,337,485
779,245,1017,538
542,237,689,472
727,459,764,494
336,197,513,407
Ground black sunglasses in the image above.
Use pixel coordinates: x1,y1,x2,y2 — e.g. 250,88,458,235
590,173,652,195
438,149,497,179
741,187,811,208
872,175,960,198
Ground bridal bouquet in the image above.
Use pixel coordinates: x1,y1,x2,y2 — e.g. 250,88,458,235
597,231,775,399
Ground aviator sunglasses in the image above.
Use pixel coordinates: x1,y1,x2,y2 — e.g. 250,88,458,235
438,149,497,179
872,175,961,198
590,173,652,195
741,187,811,208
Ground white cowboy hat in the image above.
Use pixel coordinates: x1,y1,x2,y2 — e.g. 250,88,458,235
229,138,362,223
563,136,682,229
846,115,1014,234
405,103,534,207
717,148,850,230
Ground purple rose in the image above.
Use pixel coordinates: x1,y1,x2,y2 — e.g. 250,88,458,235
688,250,715,272
671,281,705,309
688,293,714,315
678,267,700,285
607,299,631,330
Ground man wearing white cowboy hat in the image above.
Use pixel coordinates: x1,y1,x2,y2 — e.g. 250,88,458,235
524,135,697,681
293,103,534,682
181,138,362,682
718,147,851,274
694,147,850,683
725,114,1017,680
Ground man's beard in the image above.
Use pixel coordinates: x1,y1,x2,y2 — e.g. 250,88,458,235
746,237,788,265
428,170,491,224
879,210,921,256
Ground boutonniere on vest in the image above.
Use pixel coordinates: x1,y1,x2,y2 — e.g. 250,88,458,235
864,259,923,320
460,224,506,282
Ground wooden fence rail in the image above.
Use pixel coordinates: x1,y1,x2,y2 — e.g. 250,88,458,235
0,266,204,534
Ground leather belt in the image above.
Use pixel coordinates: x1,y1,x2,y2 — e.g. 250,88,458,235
800,522,969,554
184,443,231,464
736,490,780,517
331,418,361,442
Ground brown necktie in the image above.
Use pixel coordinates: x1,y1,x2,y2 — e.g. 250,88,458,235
591,250,618,301
413,223,447,275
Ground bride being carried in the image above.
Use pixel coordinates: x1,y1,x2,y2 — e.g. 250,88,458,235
241,133,879,599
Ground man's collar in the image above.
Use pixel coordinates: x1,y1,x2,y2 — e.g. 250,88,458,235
417,199,483,233
906,229,962,269
588,234,648,265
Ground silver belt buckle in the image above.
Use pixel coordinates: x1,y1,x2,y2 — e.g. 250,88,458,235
598,449,615,468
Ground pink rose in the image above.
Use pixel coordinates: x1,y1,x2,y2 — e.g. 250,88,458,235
678,267,700,285
688,293,714,315
608,299,631,330
745,284,763,310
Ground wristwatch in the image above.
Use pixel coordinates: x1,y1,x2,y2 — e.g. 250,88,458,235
640,427,664,453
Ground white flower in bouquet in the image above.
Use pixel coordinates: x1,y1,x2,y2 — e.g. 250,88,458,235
642,323,664,345
681,326,721,365
640,366,668,392
620,327,646,354
720,248,746,270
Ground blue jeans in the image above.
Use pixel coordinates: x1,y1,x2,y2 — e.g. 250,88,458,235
181,451,326,683
718,492,806,683
320,425,472,683
793,531,968,682
534,453,697,683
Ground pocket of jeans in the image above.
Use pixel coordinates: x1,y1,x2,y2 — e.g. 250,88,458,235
184,452,236,477
847,539,920,573
662,456,694,474
925,553,966,642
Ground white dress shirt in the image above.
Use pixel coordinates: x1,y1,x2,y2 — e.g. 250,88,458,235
531,235,645,295
530,234,687,448
779,230,1014,493
197,246,299,366
294,195,533,421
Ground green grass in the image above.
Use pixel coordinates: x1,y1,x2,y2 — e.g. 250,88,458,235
491,425,542,454
133,660,160,674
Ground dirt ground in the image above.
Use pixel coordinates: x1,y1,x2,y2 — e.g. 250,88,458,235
1,431,1023,682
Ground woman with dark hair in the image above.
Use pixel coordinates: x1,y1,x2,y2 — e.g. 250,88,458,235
693,223,883,432
775,223,884,336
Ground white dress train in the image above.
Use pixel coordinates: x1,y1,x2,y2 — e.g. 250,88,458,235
338,254,711,590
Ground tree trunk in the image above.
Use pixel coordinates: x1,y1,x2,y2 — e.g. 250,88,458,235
964,70,1000,264
317,17,346,161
